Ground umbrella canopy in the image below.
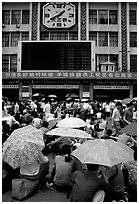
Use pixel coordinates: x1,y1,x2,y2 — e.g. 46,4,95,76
72,139,134,167
120,122,137,136
66,93,79,98
57,117,86,128
122,98,132,105
2,96,9,101
81,98,89,102
133,97,137,101
48,95,57,98
32,93,45,98
46,127,92,139
2,125,45,169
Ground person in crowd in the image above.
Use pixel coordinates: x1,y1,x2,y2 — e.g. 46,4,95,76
102,163,127,202
20,151,49,188
67,163,110,202
123,102,134,125
105,102,111,118
2,120,11,144
43,99,51,121
101,129,117,141
47,144,75,192
32,117,42,129
111,101,123,136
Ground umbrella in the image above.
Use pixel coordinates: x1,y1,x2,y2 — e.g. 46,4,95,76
133,97,137,101
2,125,45,169
2,96,9,100
46,127,92,139
32,93,45,98
71,139,134,167
66,97,72,101
48,95,57,98
66,93,79,98
48,119,58,131
57,117,86,128
122,98,132,105
120,122,137,136
81,98,89,102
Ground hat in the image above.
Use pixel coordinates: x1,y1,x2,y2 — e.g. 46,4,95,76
32,118,42,129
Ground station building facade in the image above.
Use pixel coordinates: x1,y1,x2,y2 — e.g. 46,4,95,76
2,2,137,101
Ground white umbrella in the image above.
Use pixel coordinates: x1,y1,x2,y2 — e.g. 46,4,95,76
46,127,92,139
57,117,86,128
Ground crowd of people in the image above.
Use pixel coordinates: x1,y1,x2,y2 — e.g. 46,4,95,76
2,96,137,202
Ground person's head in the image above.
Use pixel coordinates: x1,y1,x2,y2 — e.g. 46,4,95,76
87,163,100,171
42,121,49,128
32,118,42,129
126,102,134,110
61,144,71,156
11,122,20,133
101,114,106,120
116,101,122,110
106,129,112,136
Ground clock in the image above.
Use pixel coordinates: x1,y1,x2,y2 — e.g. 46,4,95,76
43,3,76,28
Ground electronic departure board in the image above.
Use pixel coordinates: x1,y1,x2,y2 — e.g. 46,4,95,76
21,42,91,70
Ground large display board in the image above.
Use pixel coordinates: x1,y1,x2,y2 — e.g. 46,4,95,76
21,42,91,70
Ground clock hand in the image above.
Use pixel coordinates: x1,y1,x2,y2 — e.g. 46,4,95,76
50,10,65,20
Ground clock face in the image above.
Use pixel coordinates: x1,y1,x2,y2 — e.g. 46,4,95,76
43,3,76,28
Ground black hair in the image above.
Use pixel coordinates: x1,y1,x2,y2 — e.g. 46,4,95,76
42,121,49,128
106,129,112,136
61,144,73,162
87,163,100,171
116,101,122,107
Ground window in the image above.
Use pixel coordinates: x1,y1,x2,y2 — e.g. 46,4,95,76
22,10,29,24
2,55,9,72
11,10,21,24
98,32,108,46
69,32,78,40
109,32,118,47
2,32,10,47
98,10,108,24
2,10,10,24
130,32,137,47
97,54,108,71
40,32,49,40
110,54,118,71
10,55,17,72
129,10,136,25
109,10,117,24
130,55,137,72
50,32,68,40
11,32,20,47
89,32,97,46
89,10,97,24
21,32,29,41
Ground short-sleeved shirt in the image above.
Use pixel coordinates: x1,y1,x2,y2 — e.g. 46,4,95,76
124,108,133,123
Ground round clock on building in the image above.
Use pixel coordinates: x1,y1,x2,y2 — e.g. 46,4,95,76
43,3,76,28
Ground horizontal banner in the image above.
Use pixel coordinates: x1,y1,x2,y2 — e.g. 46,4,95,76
2,71,137,79
33,85,79,89
94,85,130,90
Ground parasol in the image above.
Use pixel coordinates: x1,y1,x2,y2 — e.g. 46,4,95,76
72,139,134,167
57,117,86,129
32,93,45,98
65,93,79,98
120,122,137,136
122,98,132,105
46,127,92,139
2,125,45,169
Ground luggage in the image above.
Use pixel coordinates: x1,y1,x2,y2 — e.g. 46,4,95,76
12,178,39,200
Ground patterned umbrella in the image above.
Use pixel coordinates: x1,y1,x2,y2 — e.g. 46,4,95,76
46,127,92,139
120,122,137,136
65,93,79,98
57,117,86,128
32,93,45,98
72,139,134,167
2,125,45,169
48,95,57,98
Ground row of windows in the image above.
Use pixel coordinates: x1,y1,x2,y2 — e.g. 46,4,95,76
2,9,136,26
40,32,78,41
2,54,136,73
2,10,29,25
2,31,136,48
2,32,29,47
89,32,137,47
89,9,136,25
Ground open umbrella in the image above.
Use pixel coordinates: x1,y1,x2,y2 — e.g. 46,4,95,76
32,93,45,98
133,97,137,101
66,93,79,98
120,122,137,136
2,125,45,169
2,96,9,101
48,95,57,98
72,139,134,167
46,127,92,139
81,98,89,102
57,117,86,129
122,98,132,105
